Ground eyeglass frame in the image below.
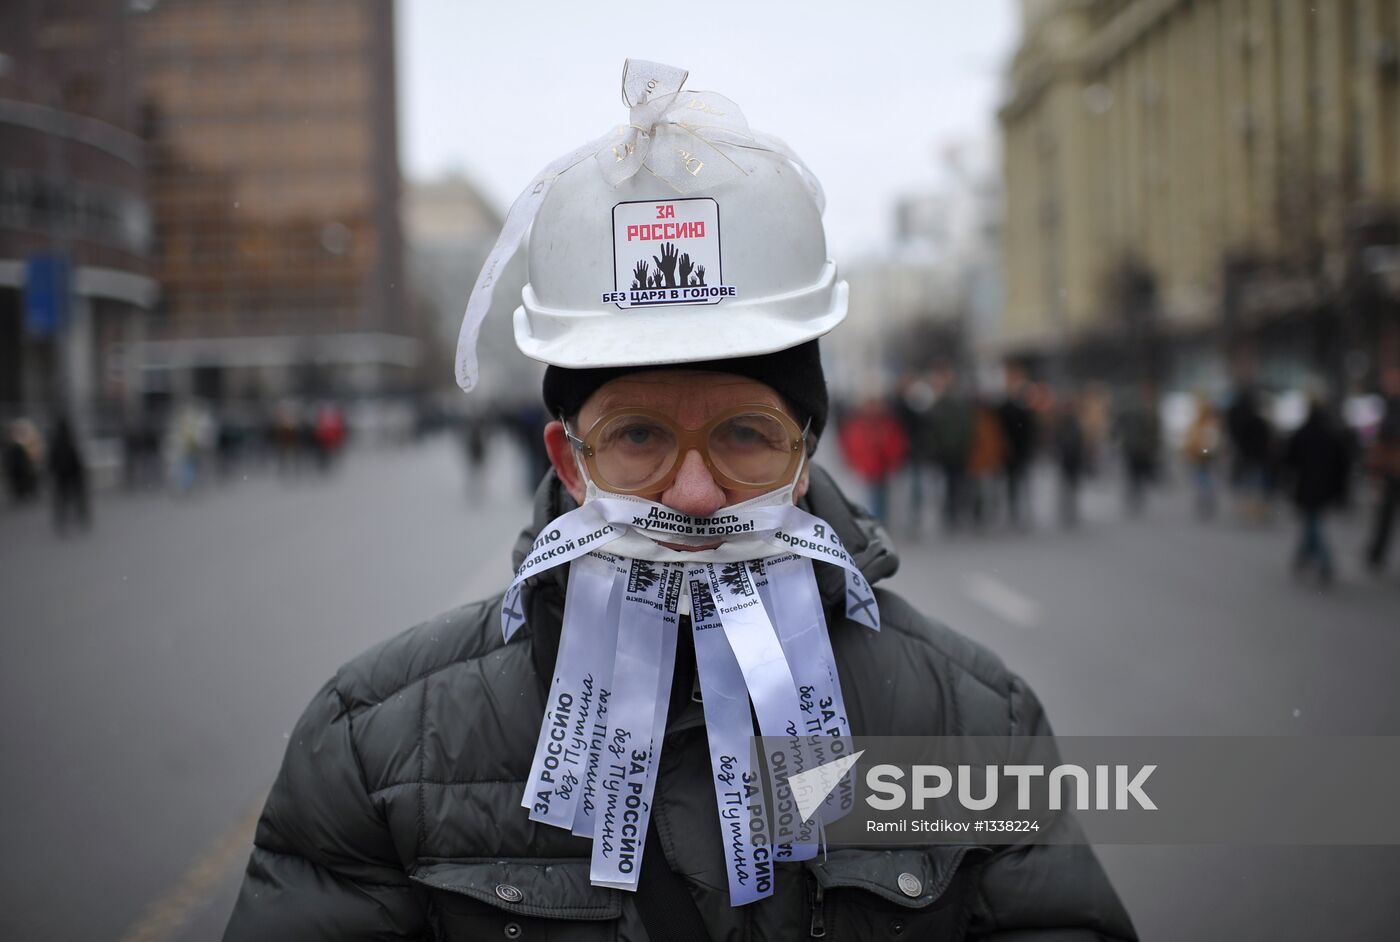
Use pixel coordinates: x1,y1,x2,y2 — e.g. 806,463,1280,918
563,402,812,496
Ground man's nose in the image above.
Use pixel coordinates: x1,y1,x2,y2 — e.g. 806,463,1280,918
660,449,726,517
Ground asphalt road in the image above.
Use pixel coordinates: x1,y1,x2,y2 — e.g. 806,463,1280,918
0,437,533,942
1,436,1396,941
870,466,1400,941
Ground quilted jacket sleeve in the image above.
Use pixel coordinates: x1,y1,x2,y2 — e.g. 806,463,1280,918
967,677,1138,941
223,678,427,941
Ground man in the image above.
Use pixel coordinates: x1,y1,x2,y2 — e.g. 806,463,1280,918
1115,384,1161,516
927,363,976,531
224,61,1134,940
47,415,91,534
997,364,1037,528
1281,390,1354,586
1225,384,1276,522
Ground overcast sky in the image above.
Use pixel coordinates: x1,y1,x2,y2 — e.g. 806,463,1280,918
397,0,1017,261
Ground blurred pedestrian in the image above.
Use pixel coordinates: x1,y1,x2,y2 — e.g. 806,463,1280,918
1365,366,1400,573
1115,385,1161,516
1182,395,1222,520
121,408,164,490
299,408,320,469
895,372,937,536
168,401,212,493
510,403,551,496
837,395,909,524
1053,393,1087,528
929,365,975,531
967,398,1006,528
1226,385,1276,523
4,418,42,504
460,410,489,499
214,406,248,478
1280,393,1353,586
47,415,91,534
1079,382,1112,477
313,402,347,472
998,364,1037,528
271,401,302,476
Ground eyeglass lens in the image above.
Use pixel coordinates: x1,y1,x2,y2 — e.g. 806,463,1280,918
590,411,795,492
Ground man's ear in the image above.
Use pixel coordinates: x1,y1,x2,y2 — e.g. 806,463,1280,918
793,462,811,504
544,420,586,505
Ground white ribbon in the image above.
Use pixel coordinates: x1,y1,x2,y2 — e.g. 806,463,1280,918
590,559,684,890
761,555,858,820
520,551,620,829
455,58,829,393
688,575,775,905
507,486,878,902
571,553,626,838
700,560,817,861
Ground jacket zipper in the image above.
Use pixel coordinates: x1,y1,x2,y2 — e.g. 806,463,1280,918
809,879,827,938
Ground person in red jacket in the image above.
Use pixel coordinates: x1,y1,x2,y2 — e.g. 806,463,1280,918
838,396,909,524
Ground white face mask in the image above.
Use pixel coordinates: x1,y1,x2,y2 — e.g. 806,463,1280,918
574,447,807,562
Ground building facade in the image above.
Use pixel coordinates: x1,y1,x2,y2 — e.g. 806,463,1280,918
0,0,155,426
132,0,413,402
1001,0,1400,393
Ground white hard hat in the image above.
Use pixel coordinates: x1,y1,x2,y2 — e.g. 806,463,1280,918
456,60,848,392
517,147,847,369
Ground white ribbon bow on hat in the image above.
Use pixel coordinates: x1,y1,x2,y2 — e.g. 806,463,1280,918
454,59,826,394
597,59,750,193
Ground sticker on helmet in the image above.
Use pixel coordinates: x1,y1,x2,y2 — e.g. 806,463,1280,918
602,198,738,309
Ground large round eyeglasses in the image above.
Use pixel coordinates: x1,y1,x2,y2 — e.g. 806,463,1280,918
565,404,810,496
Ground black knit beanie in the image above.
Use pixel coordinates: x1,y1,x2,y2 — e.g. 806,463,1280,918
542,339,829,439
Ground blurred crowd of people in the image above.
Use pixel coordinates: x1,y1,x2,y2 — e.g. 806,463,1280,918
3,398,387,534
836,364,1076,533
455,402,552,499
9,370,1400,590
2,392,562,539
116,398,354,495
3,415,91,535
834,363,1400,587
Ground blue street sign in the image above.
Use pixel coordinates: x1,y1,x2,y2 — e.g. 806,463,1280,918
24,254,72,337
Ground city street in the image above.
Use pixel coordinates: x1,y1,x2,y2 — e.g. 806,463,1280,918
872,468,1400,941
2,436,1397,941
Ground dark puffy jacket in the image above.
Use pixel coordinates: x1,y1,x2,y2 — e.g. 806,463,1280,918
1282,411,1354,511
224,465,1136,941
996,398,1036,470
928,395,976,467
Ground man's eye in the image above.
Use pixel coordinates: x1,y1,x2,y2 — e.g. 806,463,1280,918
605,422,669,448
716,418,785,449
